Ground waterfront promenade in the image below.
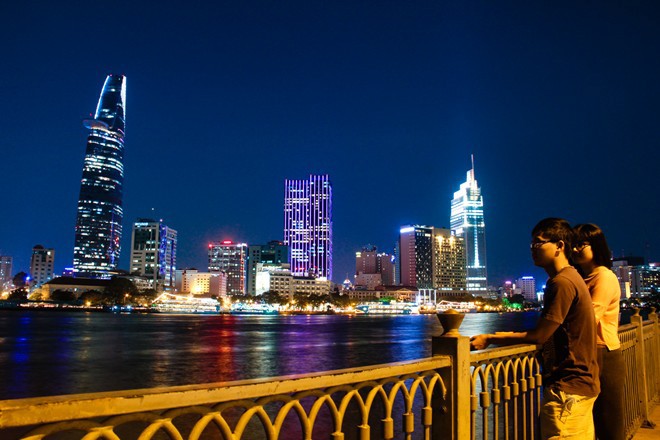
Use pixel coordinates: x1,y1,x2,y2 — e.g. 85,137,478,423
0,309,658,439
633,404,660,439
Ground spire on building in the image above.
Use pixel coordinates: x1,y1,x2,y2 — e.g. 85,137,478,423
73,74,127,277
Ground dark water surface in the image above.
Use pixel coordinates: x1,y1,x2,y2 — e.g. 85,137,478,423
1,310,543,400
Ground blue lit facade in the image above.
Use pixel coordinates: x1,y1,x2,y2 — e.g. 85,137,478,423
129,219,177,289
283,175,333,280
73,75,126,277
450,160,488,293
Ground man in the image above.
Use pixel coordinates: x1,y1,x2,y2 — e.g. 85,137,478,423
470,218,599,439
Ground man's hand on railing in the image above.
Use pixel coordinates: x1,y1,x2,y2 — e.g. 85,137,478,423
470,334,490,350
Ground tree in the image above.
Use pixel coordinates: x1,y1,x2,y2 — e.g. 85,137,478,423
131,289,159,306
105,277,139,304
8,288,28,301
259,291,288,306
12,272,28,288
80,290,105,305
51,290,77,302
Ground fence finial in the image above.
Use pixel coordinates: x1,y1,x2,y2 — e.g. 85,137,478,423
437,309,465,336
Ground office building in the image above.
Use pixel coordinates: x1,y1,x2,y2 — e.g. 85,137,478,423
29,245,55,289
516,276,537,302
432,229,467,296
355,246,395,288
399,226,434,289
0,256,12,289
175,269,227,297
208,241,248,295
283,174,333,279
129,219,177,289
450,157,488,294
246,241,288,295
73,74,127,277
612,257,659,298
265,269,332,298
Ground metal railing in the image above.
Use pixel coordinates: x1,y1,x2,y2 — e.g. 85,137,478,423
470,345,542,440
0,309,658,439
0,358,453,440
467,309,660,440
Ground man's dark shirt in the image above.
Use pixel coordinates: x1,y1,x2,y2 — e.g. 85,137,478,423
541,266,600,397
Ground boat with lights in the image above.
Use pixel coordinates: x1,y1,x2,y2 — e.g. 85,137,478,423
151,293,220,314
354,301,420,315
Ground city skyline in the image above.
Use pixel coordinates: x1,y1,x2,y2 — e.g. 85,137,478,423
2,2,659,285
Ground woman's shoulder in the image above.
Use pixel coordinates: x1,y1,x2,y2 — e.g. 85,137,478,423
586,266,620,289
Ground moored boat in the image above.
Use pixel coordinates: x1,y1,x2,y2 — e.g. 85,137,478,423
152,293,220,314
355,301,420,315
229,303,279,315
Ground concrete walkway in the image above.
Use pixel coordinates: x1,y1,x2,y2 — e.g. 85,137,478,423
632,404,660,439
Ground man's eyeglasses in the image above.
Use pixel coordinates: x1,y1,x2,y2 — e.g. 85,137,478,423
573,243,590,252
530,239,557,249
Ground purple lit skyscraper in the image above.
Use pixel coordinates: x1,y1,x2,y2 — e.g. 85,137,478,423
283,175,333,280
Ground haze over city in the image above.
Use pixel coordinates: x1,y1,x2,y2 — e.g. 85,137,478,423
2,1,659,285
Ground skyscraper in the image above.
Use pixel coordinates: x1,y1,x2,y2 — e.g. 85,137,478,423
129,219,177,289
398,226,434,288
354,246,395,288
29,245,55,289
208,241,248,295
246,241,288,295
283,174,333,280
450,157,488,294
73,74,127,277
432,228,467,296
0,256,12,289
516,276,537,302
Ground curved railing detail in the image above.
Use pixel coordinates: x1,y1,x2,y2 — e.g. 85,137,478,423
470,345,542,440
4,358,450,440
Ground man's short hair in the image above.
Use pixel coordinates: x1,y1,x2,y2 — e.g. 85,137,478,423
531,218,573,258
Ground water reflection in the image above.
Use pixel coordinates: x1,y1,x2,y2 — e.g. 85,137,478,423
1,310,542,400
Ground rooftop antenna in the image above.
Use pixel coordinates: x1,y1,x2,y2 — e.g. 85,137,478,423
471,153,475,172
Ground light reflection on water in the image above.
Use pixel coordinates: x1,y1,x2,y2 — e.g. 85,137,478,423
0,310,542,400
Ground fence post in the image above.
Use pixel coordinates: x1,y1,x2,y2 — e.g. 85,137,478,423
432,310,470,440
631,308,654,428
649,308,660,405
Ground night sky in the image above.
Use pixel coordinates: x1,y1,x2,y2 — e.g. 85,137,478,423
2,1,659,286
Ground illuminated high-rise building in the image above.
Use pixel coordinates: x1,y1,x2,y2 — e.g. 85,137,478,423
398,226,434,289
354,246,395,288
208,241,248,295
29,245,55,289
516,276,537,302
450,156,488,294
246,241,288,295
432,228,467,296
283,175,333,280
129,219,177,289
0,256,12,288
73,74,126,277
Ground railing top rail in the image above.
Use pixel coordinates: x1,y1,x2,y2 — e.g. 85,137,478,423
619,323,636,333
470,343,540,364
0,355,451,428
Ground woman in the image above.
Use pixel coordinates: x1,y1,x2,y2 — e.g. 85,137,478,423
572,223,625,440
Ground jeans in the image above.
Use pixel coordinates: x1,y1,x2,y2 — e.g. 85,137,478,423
541,387,597,439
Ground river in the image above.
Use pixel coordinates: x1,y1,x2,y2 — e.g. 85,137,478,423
0,310,553,400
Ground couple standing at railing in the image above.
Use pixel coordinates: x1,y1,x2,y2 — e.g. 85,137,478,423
470,218,624,440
